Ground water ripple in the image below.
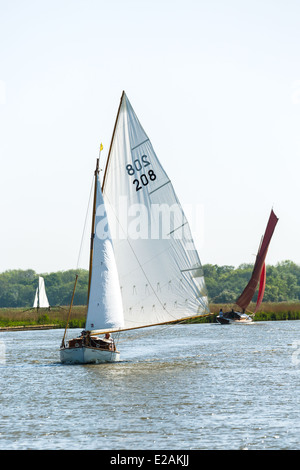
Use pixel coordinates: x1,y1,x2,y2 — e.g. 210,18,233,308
0,322,300,449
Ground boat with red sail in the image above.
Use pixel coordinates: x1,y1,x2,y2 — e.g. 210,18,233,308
216,209,279,324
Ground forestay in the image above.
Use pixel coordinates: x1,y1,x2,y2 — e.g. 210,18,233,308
102,92,209,330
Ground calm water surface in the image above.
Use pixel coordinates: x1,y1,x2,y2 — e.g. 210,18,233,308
0,321,299,450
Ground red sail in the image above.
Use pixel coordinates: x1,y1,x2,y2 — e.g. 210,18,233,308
254,262,266,313
236,210,278,311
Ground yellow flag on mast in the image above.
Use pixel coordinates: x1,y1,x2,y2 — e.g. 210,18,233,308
100,143,103,152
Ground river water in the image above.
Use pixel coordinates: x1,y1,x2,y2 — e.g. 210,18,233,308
0,321,299,450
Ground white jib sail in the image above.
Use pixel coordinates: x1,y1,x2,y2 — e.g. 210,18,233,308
102,92,209,330
33,276,50,308
85,174,124,332
33,289,38,308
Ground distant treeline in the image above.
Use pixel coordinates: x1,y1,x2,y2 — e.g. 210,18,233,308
0,260,300,308
0,269,88,308
204,260,300,303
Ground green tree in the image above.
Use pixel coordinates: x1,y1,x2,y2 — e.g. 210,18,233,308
1,261,300,307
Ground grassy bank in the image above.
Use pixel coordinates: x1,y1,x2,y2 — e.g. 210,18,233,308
0,302,300,328
0,306,86,330
192,302,300,323
1,303,300,330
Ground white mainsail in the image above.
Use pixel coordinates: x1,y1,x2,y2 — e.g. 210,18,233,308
102,91,209,331
33,276,50,308
85,173,124,332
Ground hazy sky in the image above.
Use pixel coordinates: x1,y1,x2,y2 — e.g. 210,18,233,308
1,0,300,273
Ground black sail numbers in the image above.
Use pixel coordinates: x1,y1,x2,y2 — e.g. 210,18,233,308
126,155,157,191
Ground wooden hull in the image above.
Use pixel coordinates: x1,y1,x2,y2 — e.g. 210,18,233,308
60,346,120,364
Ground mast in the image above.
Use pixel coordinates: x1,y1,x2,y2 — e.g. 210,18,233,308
87,157,100,305
102,91,125,191
37,280,39,311
61,147,105,346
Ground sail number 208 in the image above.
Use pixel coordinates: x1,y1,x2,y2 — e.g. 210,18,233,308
126,155,156,191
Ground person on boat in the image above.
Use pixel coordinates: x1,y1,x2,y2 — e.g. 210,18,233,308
82,330,91,346
218,309,224,317
104,333,116,351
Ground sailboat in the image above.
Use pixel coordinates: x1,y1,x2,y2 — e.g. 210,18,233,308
216,209,278,324
60,158,124,363
33,276,50,310
60,91,209,364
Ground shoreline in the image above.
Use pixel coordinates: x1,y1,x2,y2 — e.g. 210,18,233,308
0,324,61,332
1,302,300,331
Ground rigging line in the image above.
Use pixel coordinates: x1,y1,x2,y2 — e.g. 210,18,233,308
131,138,149,151
76,175,94,270
167,222,188,237
148,180,170,195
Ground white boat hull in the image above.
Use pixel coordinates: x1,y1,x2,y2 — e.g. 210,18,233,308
60,346,120,364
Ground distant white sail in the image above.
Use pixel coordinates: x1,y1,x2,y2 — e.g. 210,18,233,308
33,276,50,308
102,92,209,330
85,174,124,332
33,290,38,308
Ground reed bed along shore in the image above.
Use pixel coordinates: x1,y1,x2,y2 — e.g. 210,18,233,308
0,306,87,330
197,302,300,323
1,303,300,330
